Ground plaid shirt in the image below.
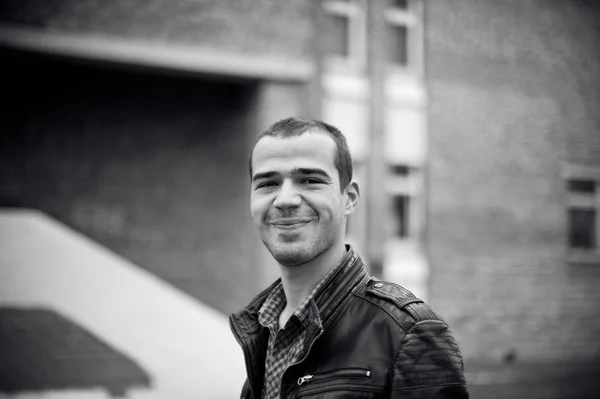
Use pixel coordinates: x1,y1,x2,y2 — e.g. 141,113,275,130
257,248,357,399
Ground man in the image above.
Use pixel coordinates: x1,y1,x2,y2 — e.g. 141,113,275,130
230,117,468,398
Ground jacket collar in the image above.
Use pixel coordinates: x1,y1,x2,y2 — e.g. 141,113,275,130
231,245,369,337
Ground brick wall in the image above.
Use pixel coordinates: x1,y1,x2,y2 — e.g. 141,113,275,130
0,48,283,315
0,0,314,59
425,0,600,363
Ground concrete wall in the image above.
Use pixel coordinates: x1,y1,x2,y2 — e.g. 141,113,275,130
0,0,317,315
0,0,314,60
425,0,600,362
0,48,289,315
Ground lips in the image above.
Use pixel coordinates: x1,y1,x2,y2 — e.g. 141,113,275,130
270,219,310,226
269,219,312,229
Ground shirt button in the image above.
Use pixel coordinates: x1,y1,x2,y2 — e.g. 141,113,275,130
373,282,383,288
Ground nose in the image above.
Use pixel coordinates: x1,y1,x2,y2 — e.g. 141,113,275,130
273,180,302,209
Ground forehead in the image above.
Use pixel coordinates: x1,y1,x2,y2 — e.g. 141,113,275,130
252,132,338,175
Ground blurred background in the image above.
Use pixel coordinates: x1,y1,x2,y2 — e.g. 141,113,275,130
0,0,599,398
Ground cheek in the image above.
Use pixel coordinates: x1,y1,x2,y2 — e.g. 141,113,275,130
326,194,345,212
250,195,270,221
318,199,343,219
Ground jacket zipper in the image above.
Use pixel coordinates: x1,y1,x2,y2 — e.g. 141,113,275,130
279,328,324,397
283,284,365,396
297,368,371,386
229,317,256,399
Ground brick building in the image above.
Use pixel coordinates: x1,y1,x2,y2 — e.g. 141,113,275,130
425,0,600,366
1,0,599,379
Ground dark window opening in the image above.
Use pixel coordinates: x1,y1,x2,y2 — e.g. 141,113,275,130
390,164,410,176
568,179,596,194
387,24,409,66
391,195,409,238
325,13,350,57
569,209,596,249
390,0,409,9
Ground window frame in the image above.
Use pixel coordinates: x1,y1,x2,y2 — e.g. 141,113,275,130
564,164,600,264
384,0,423,75
322,0,367,73
385,164,423,243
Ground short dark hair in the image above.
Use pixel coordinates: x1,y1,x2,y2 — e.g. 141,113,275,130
249,117,353,191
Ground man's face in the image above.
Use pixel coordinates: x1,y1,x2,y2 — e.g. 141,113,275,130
250,132,349,266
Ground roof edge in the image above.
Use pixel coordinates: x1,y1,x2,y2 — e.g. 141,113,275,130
0,24,314,82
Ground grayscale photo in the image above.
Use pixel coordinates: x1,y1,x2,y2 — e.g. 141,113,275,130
0,1,599,398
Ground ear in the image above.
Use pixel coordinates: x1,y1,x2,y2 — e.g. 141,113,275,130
344,180,360,216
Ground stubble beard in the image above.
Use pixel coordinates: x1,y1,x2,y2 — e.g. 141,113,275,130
262,230,336,267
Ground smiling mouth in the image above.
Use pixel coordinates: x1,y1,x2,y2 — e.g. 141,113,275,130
270,220,311,229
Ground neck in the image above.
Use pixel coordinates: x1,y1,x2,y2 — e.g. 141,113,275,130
279,242,347,313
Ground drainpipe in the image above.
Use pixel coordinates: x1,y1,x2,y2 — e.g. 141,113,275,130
366,0,386,278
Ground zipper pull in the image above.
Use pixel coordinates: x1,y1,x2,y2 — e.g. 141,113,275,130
297,375,314,385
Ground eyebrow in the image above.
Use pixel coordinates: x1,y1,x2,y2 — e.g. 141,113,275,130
292,168,331,180
252,171,278,182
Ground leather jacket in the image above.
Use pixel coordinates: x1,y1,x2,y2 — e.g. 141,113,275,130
229,252,468,398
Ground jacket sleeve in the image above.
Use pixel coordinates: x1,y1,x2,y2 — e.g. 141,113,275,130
240,378,251,399
390,319,469,398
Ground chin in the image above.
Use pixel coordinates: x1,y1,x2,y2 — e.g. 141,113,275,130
263,236,335,267
263,241,314,266
270,247,312,266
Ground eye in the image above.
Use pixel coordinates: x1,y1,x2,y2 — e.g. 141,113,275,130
302,178,324,184
256,181,278,189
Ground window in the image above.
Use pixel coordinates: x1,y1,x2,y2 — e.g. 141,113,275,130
323,0,367,70
390,0,409,10
325,13,350,58
391,194,410,238
565,165,600,263
382,163,428,301
386,164,422,241
384,0,422,72
569,208,596,249
387,24,409,66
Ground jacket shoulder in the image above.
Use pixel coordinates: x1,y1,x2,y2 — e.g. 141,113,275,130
359,280,467,394
359,278,444,332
